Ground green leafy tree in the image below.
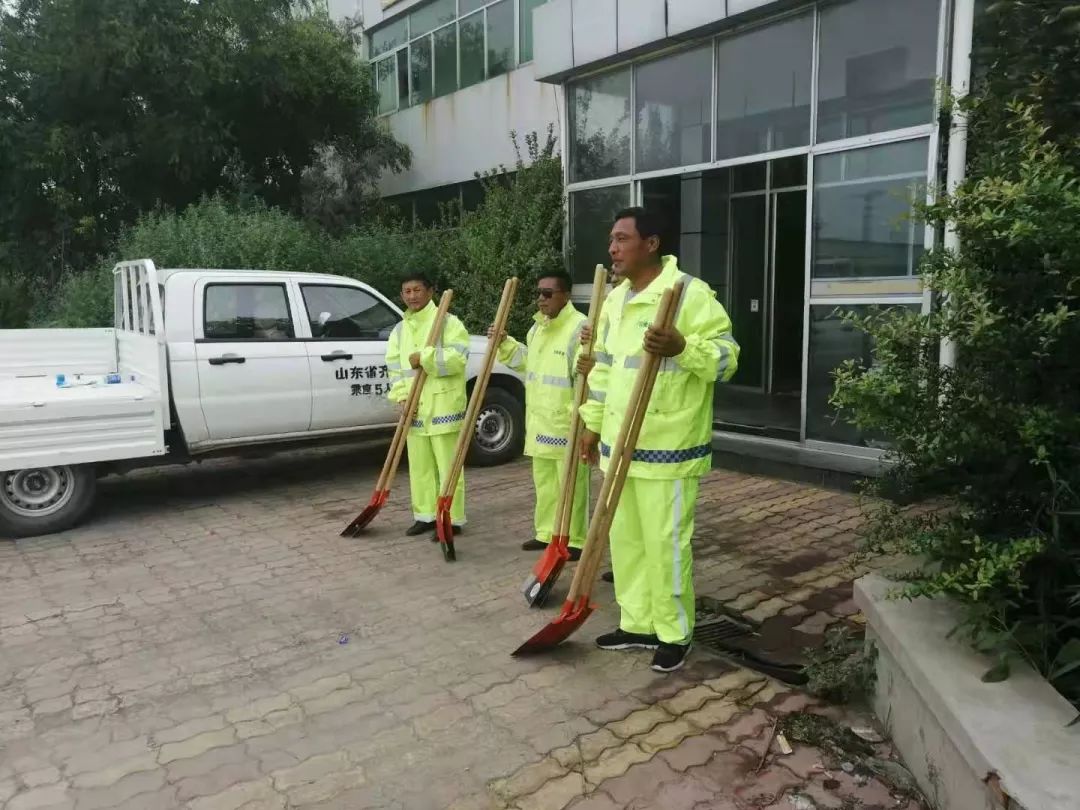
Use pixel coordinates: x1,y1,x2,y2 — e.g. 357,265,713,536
830,0,1080,708
0,0,408,290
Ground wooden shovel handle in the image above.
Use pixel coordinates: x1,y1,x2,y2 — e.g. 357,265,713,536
382,290,454,493
553,264,608,538
440,277,519,499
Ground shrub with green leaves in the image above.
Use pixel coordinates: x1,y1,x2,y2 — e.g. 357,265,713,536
831,47,1080,709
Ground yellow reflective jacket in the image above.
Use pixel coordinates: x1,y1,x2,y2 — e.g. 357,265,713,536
579,256,739,479
385,300,470,437
497,303,587,459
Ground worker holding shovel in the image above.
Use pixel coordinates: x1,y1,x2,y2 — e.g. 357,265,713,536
386,272,470,537
489,270,589,560
579,207,740,673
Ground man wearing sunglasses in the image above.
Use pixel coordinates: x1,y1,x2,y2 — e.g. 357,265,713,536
489,270,589,560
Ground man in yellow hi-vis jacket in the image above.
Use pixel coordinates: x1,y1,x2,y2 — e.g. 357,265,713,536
579,207,739,673
386,272,469,537
490,270,588,559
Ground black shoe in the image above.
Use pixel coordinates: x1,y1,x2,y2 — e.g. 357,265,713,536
601,570,614,584
651,643,691,673
567,547,582,562
595,629,659,651
521,538,547,551
406,521,435,536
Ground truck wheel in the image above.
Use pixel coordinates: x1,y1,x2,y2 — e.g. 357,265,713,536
0,465,97,539
468,386,524,467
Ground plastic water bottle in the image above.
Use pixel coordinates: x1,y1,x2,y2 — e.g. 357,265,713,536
106,373,121,384
55,373,66,387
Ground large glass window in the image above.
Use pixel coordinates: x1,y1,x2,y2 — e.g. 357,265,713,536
486,0,515,79
813,139,927,278
376,57,398,115
409,0,455,38
570,185,630,283
433,24,458,97
569,69,631,182
459,11,486,89
715,13,813,160
635,46,712,173
806,303,920,445
371,17,408,58
409,37,434,106
816,0,940,143
519,0,547,64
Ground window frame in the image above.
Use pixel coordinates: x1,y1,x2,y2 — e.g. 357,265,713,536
299,283,402,341
199,282,297,343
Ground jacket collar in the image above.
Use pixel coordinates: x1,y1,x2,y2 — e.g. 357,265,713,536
533,301,577,328
619,255,681,305
404,299,436,322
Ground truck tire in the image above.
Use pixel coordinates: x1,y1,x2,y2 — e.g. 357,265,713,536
468,385,525,467
0,465,97,539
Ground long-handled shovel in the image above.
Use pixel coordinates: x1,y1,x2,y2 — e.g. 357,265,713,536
341,291,454,536
435,277,519,561
513,283,682,655
521,264,608,607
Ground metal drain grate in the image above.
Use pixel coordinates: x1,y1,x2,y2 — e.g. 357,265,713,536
693,616,753,648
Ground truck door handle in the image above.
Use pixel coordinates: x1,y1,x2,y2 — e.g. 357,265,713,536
208,354,246,365
321,351,354,362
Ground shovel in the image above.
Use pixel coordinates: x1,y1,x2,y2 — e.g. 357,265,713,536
513,282,682,655
341,290,454,536
521,264,608,607
435,277,519,561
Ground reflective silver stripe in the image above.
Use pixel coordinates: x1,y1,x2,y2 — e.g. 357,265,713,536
527,324,538,342
509,345,526,368
567,322,584,379
595,351,613,366
715,334,739,380
541,375,572,389
624,356,642,369
588,389,606,403
672,273,691,325
387,361,402,370
672,480,690,641
447,343,469,356
436,345,447,377
402,368,417,378
526,371,538,382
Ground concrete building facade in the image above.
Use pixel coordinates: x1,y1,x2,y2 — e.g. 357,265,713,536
331,0,969,473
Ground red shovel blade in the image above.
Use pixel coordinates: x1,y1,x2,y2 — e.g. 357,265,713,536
340,490,388,537
521,536,571,608
511,596,595,656
435,497,456,562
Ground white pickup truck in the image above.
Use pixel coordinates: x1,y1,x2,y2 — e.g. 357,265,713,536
0,260,525,538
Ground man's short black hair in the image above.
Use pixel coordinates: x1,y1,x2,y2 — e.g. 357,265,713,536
400,271,434,290
537,269,573,293
613,206,664,252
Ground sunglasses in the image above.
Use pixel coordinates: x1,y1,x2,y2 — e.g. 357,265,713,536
536,288,560,299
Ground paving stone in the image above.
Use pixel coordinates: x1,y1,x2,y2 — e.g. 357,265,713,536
153,715,226,745
637,718,698,754
582,743,651,785
606,705,672,740
659,684,720,716
285,768,365,806
595,758,680,807
186,778,284,810
491,758,568,801
68,769,165,810
7,785,74,810
514,771,585,810
157,728,237,764
21,768,61,788
657,732,728,772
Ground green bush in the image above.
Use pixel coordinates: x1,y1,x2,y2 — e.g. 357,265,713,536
831,105,1080,708
43,129,565,338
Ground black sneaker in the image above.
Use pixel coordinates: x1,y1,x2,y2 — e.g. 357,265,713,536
595,629,659,651
651,643,691,673
567,547,582,562
406,521,435,536
601,570,614,584
521,538,547,551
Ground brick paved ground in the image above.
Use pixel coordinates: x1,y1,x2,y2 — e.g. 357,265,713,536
0,444,922,810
